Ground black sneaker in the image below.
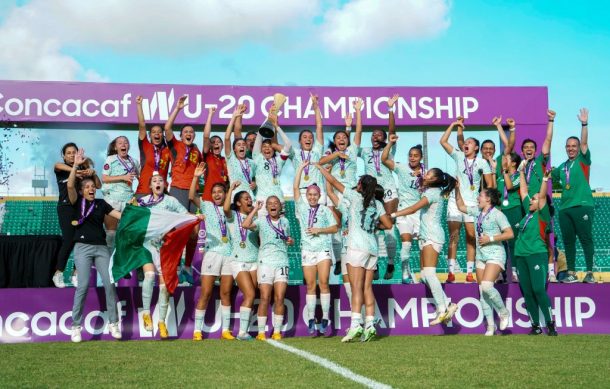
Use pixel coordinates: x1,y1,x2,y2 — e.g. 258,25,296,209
373,269,380,280
528,324,543,335
334,262,342,276
546,321,558,336
384,264,395,280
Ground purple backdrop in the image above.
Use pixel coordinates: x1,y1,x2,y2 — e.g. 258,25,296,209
0,80,548,127
0,284,605,343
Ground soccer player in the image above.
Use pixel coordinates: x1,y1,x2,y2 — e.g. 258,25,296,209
440,117,493,283
52,142,101,288
358,94,400,279
242,197,295,341
454,183,513,335
293,162,338,336
137,173,191,339
224,182,260,340
252,110,291,215
101,136,140,253
165,96,203,282
515,162,558,335
382,134,423,284
135,95,171,199
391,168,459,326
189,163,234,341
202,105,229,201
67,149,122,342
317,165,393,343
552,108,595,283
224,105,256,199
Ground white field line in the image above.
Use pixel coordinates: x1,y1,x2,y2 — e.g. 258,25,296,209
267,340,392,389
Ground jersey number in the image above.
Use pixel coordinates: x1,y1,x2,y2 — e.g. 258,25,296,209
360,210,377,234
279,266,289,276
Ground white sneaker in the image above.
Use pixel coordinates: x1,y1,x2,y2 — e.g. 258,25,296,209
548,272,557,283
430,311,448,326
443,303,459,323
108,322,122,339
499,311,510,331
71,326,82,343
485,324,496,336
52,272,66,288
71,274,78,288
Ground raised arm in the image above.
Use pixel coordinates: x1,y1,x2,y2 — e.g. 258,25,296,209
225,106,243,157
492,116,509,153
502,156,515,190
542,109,555,156
293,162,307,201
241,201,262,230
275,125,292,154
325,174,339,207
457,121,465,152
67,149,86,205
381,134,397,171
253,133,263,156
316,163,345,193
203,106,216,154
393,197,430,217
164,95,187,142
505,118,516,154
440,117,464,155
310,93,324,145
537,169,551,210
344,112,352,137
136,96,147,140
388,94,398,137
224,181,240,218
188,162,205,209
353,98,363,147
234,104,247,140
518,160,529,201
577,108,588,154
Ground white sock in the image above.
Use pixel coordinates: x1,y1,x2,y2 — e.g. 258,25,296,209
401,242,412,269
158,285,170,323
141,271,155,313
194,309,205,332
343,283,352,309
423,267,447,313
512,266,517,275
365,315,375,329
273,315,283,333
448,258,456,273
238,307,251,335
350,313,362,329
320,293,331,320
306,294,317,321
332,233,343,264
548,263,555,274
479,285,494,326
385,229,397,265
221,305,231,331
376,232,388,257
257,316,267,334
466,261,474,274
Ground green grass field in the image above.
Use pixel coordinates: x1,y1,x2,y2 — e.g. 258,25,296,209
1,335,609,388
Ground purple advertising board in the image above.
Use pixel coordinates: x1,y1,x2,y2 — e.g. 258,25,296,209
0,80,548,127
0,284,606,343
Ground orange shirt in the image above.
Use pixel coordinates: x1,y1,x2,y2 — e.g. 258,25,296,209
168,137,202,189
202,152,228,201
136,137,171,195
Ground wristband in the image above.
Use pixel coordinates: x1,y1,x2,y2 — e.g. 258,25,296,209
489,235,495,242
503,170,509,174
388,107,395,113
390,212,397,219
548,119,554,122
582,122,588,126
543,177,549,182
345,126,352,132
509,127,516,131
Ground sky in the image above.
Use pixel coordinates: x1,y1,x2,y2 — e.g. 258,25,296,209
0,0,609,196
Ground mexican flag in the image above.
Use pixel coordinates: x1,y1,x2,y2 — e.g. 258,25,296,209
110,204,199,294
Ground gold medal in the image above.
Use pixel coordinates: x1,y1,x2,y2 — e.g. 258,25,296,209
304,175,309,181
273,178,278,185
71,220,79,226
470,185,475,191
565,184,571,190
340,171,346,177
240,241,246,248
222,236,228,243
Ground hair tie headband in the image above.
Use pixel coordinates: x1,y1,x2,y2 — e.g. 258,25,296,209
306,184,321,194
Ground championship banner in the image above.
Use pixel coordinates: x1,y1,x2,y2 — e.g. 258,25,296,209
0,284,606,343
0,80,548,127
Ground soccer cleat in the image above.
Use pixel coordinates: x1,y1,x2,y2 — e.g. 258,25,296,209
256,333,267,341
430,311,448,326
410,270,420,284
465,273,476,283
512,272,520,283
548,272,558,283
236,333,253,341
499,312,510,331
561,272,579,283
71,326,82,343
142,313,153,332
443,303,459,323
583,271,595,284
546,321,558,336
158,321,169,339
108,322,122,340
308,319,317,335
71,274,78,288
221,330,236,340
192,331,203,341
362,326,377,342
334,262,342,276
341,326,364,343
528,324,543,335
484,324,496,336
384,264,395,280
446,272,455,283
52,272,66,288
401,263,411,284
318,319,330,336
271,332,282,340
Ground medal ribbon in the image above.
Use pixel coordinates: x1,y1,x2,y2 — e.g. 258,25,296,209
118,155,135,173
373,150,381,174
520,212,535,233
269,157,278,181
301,150,311,176
564,160,573,187
75,198,95,225
238,158,252,183
138,194,164,207
476,207,494,236
266,215,287,240
525,159,535,183
464,157,475,188
214,204,228,239
236,211,248,244
308,205,319,228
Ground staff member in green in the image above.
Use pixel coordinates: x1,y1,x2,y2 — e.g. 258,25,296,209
551,108,594,283
515,162,557,336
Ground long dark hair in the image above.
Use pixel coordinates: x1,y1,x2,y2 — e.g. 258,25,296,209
328,130,350,153
358,174,378,209
107,136,129,156
374,184,384,202
482,188,502,207
231,190,249,211
426,168,456,197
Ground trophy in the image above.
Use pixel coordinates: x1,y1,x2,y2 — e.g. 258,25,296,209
259,93,287,138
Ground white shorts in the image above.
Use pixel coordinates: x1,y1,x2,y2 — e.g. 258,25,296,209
301,250,332,267
383,187,398,203
230,261,258,279
345,248,378,270
396,213,420,236
476,259,506,271
341,253,349,275
201,251,232,277
446,197,475,223
257,263,289,285
298,188,328,205
104,197,127,212
419,239,443,254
